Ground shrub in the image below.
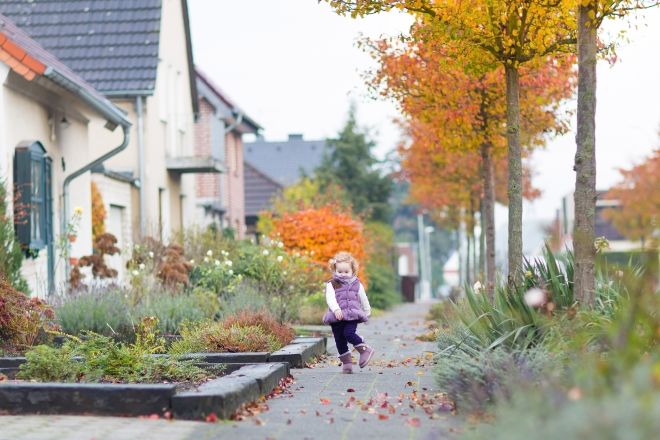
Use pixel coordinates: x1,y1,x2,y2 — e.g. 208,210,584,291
0,178,28,293
222,311,294,347
188,253,242,296
55,287,221,340
435,330,560,412
170,321,281,354
364,221,400,309
18,318,218,383
0,278,56,353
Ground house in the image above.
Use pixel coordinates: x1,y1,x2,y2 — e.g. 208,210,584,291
559,190,641,252
3,0,210,252
243,134,328,234
0,13,131,296
194,69,261,238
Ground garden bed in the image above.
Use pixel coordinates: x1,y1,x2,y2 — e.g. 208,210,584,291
0,362,290,420
0,336,326,377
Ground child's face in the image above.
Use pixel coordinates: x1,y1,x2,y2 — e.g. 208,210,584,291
335,262,353,278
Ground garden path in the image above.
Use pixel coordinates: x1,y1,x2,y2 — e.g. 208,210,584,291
0,302,461,440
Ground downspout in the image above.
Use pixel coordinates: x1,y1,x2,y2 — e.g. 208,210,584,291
62,124,130,279
136,96,146,237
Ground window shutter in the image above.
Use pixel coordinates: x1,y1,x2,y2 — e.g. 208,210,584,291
13,147,32,250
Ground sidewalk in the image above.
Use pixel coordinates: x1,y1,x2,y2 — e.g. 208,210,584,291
0,302,460,440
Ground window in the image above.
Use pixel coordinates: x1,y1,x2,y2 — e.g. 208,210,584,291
14,141,52,252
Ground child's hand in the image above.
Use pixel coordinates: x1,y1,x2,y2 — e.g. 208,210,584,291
334,310,343,321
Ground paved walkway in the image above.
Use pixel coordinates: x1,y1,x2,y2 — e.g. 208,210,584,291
0,302,460,440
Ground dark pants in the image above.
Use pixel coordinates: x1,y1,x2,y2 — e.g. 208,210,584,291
330,320,364,355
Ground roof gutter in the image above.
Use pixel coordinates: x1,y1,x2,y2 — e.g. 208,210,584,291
44,67,132,281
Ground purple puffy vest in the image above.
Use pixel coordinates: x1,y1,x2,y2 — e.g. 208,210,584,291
322,278,368,325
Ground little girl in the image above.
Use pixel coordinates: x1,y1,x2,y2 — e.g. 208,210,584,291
322,251,375,373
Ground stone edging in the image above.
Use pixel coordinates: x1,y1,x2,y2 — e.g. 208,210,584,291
0,363,290,420
0,336,326,376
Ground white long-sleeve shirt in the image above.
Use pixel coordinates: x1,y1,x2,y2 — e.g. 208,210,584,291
325,281,371,317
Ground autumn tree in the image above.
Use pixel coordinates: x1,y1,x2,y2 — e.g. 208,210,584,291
570,0,658,306
91,181,106,241
323,0,576,285
367,25,574,293
603,148,659,249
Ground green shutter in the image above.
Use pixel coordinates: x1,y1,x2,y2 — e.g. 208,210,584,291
13,147,32,250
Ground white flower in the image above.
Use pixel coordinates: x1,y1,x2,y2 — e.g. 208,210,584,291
283,271,287,276
221,250,229,256
262,249,269,256
473,281,483,293
131,270,139,276
189,259,195,265
310,250,314,255
277,255,283,263
277,241,284,248
224,260,233,267
524,288,546,308
138,263,146,270
206,250,213,257
228,269,234,275
203,257,209,263
148,251,154,258
214,259,221,266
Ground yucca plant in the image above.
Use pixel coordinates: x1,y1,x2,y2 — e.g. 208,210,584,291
522,244,575,309
453,283,545,351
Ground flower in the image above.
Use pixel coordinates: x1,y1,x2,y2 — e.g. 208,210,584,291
189,259,195,265
228,269,234,275
73,206,83,215
277,255,283,262
203,257,209,263
283,271,287,276
524,288,546,308
594,236,610,253
206,250,213,257
214,259,221,266
224,260,233,267
525,270,533,278
221,250,229,256
262,249,269,256
473,281,483,293
148,251,154,258
138,263,146,270
277,241,284,248
131,270,139,276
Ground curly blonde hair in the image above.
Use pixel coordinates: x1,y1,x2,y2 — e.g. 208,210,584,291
328,251,359,275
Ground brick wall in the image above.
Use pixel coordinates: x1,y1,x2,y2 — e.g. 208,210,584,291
194,98,220,199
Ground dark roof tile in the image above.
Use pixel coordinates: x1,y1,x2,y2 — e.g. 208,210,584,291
1,0,162,93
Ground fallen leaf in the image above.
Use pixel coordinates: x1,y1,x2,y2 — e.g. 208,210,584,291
320,398,331,405
286,419,292,425
378,414,389,420
205,413,218,423
406,417,421,428
315,410,321,417
347,388,356,393
163,410,173,420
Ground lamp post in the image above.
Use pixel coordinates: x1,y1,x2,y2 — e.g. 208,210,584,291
425,225,435,298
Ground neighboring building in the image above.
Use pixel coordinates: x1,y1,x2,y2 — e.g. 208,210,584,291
559,190,640,252
194,69,261,238
0,14,131,296
3,0,211,249
395,242,418,302
243,134,328,234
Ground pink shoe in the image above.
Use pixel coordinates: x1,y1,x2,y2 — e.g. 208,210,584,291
355,344,375,368
338,352,353,374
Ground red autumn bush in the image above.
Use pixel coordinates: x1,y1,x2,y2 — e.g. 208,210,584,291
222,310,295,347
0,278,57,354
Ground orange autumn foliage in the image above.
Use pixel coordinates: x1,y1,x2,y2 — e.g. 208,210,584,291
91,181,106,240
272,205,368,285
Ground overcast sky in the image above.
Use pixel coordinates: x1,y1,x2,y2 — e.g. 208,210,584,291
189,1,660,223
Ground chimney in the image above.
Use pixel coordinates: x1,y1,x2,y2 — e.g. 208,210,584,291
288,133,303,141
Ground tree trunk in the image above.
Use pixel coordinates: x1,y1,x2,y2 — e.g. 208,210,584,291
505,64,523,286
481,142,496,297
574,2,598,307
479,202,485,280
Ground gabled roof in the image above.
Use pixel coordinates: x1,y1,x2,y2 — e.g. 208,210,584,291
2,0,198,115
0,13,130,128
196,68,261,134
244,136,328,187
